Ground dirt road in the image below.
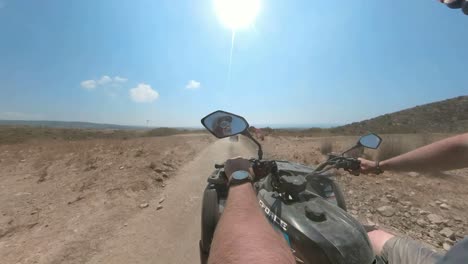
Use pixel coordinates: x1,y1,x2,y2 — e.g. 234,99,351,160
2,133,466,263
0,135,255,264
87,138,255,264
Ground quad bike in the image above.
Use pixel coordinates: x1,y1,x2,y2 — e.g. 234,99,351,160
199,110,384,264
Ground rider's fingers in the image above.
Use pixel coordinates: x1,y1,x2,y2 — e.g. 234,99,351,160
442,0,464,9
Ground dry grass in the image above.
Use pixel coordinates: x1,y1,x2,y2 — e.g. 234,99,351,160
375,133,441,161
320,140,333,155
0,126,207,145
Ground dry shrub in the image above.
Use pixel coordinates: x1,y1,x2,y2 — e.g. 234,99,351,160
320,140,333,155
376,134,437,161
376,137,405,161
135,149,144,157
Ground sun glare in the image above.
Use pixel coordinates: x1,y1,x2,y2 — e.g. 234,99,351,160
214,0,260,30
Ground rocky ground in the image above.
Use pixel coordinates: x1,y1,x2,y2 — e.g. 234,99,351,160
1,132,466,263
262,135,468,252
0,134,213,264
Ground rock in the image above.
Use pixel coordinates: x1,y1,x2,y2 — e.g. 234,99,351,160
441,199,448,203
409,191,416,196
416,219,428,228
156,205,163,210
415,183,423,187
404,212,411,218
350,210,358,215
444,238,455,245
139,203,149,209
429,202,436,207
408,172,419,177
435,200,442,205
428,230,436,238
439,203,450,210
443,242,452,251
155,176,164,182
377,206,395,217
119,166,125,170
400,201,412,207
419,210,430,215
386,195,398,202
367,218,376,226
162,172,169,178
453,216,463,222
439,228,455,240
124,223,128,227
427,214,444,225
159,197,165,204
380,197,391,203
163,161,174,167
366,213,373,218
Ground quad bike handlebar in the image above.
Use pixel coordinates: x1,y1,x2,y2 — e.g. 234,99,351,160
214,156,362,181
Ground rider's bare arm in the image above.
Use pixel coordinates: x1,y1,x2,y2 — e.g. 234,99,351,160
208,183,295,264
360,133,468,173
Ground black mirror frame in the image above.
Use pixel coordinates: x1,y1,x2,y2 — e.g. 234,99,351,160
201,110,250,139
358,133,383,149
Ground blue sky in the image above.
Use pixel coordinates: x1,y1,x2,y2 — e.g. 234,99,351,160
0,0,467,127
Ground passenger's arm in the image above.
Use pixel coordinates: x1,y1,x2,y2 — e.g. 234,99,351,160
360,133,468,173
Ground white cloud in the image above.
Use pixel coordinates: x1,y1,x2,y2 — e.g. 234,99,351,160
114,76,128,83
185,80,201,90
97,75,112,85
81,80,97,89
81,75,128,90
130,83,159,103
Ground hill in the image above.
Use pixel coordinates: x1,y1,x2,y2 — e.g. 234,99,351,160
330,96,468,135
0,120,146,130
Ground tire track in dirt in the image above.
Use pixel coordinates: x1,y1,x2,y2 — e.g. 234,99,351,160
87,137,255,264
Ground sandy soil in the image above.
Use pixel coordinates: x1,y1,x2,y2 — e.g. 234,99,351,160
1,133,466,263
0,135,217,264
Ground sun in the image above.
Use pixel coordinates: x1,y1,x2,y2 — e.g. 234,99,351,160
214,0,261,30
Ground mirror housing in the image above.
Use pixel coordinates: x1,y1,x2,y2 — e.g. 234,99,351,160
201,110,249,138
341,133,383,156
201,110,263,160
358,133,382,149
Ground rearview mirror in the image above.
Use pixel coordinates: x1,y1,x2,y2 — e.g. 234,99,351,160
358,133,382,149
201,110,249,138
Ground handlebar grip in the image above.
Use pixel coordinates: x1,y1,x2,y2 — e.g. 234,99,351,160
348,159,361,171
214,164,224,169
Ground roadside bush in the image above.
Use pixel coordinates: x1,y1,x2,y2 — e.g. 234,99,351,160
320,140,333,155
376,134,439,161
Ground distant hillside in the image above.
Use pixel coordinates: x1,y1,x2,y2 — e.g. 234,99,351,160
0,120,146,130
330,96,468,135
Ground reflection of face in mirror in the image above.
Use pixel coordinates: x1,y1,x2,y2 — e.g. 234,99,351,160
213,115,233,137
359,134,382,149
202,111,248,138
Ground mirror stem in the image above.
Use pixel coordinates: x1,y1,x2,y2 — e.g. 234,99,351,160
341,144,360,156
242,131,263,160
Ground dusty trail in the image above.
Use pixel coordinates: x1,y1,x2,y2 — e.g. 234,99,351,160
87,138,255,264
